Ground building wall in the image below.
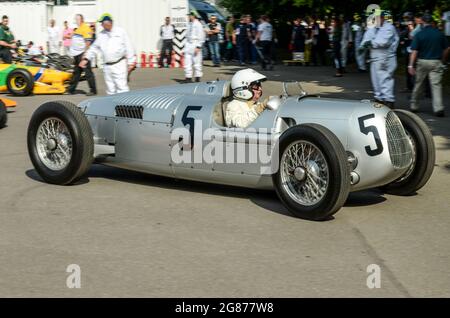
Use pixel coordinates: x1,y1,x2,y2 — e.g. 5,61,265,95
0,1,49,47
52,1,99,25
97,0,173,54
0,0,189,64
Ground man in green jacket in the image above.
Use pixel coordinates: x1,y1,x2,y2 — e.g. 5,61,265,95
0,15,16,64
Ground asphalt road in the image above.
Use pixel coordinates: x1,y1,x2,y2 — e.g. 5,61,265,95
0,63,449,297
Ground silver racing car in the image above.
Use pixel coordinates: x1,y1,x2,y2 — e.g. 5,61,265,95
27,81,435,220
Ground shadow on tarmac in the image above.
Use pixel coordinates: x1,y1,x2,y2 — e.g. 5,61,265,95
26,164,390,220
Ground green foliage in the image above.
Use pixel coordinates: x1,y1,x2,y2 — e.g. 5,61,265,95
219,0,449,19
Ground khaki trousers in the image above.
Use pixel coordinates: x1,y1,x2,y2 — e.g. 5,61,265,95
411,59,445,112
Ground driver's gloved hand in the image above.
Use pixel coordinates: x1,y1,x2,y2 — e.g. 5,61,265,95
256,98,269,114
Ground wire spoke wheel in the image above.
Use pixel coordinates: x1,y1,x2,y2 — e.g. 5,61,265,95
36,117,73,171
281,141,329,206
28,101,94,185
273,124,350,221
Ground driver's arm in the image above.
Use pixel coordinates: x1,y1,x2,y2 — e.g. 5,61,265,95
226,100,266,128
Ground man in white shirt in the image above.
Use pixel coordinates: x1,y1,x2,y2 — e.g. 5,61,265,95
47,19,61,54
255,15,273,70
27,41,42,56
225,68,269,128
80,13,136,95
184,11,205,83
159,17,175,68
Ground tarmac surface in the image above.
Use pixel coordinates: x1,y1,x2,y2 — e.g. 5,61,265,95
0,62,449,297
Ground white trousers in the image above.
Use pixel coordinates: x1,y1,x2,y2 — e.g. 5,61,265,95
62,46,70,56
370,56,397,102
103,59,129,95
355,42,366,71
48,42,60,54
184,44,203,78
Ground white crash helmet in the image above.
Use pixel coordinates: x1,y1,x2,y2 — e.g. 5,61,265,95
231,68,267,100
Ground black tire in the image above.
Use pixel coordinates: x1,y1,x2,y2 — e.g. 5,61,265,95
273,124,351,221
27,101,94,185
47,53,60,59
47,62,63,71
60,61,73,70
59,55,74,63
0,100,7,129
382,110,435,196
6,68,34,96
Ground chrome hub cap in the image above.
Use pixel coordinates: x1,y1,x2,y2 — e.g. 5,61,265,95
280,141,329,206
293,167,306,181
46,139,57,151
36,118,73,171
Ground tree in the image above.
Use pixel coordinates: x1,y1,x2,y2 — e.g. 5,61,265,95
219,0,450,20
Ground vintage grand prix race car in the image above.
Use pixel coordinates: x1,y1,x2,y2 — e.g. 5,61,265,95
0,64,72,96
0,97,17,129
27,81,435,220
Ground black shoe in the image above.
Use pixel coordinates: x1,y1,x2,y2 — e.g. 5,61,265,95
434,110,445,117
374,99,384,104
410,108,420,113
86,92,97,96
184,78,193,83
195,77,201,83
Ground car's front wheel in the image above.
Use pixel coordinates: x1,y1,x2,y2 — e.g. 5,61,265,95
382,110,435,195
7,68,34,96
27,101,94,185
273,124,350,221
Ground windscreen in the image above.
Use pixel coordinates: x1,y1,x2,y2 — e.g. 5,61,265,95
282,82,307,97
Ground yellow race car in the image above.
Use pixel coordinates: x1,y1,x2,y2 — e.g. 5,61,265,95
0,64,72,96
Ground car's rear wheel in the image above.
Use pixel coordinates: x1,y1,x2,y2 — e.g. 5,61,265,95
47,53,61,59
273,124,350,221
0,100,7,129
27,101,94,185
382,110,435,195
7,68,34,96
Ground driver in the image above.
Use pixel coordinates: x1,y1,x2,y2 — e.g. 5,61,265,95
225,68,269,128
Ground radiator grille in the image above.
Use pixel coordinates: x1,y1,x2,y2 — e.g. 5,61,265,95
385,112,413,169
115,105,144,119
